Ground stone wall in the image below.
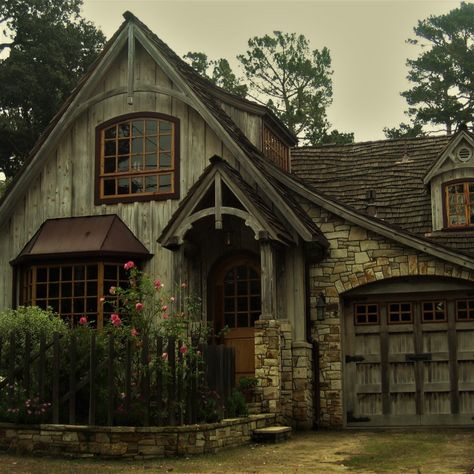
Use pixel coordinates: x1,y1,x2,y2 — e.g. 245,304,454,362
303,204,474,428
0,414,276,458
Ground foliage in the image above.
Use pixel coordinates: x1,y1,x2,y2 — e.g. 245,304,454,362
0,384,51,424
319,129,354,145
0,0,106,178
401,2,474,134
0,177,10,197
0,306,68,349
383,121,426,139
238,376,258,391
238,31,336,144
226,389,248,418
184,52,248,97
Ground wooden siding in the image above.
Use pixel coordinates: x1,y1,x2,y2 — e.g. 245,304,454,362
220,103,262,151
0,42,262,311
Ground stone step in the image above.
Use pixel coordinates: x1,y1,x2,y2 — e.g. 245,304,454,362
252,426,292,443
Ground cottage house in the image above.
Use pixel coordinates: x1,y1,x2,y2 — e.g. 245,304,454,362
1,12,474,429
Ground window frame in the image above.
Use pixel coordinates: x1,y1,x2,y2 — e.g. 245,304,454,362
443,179,474,230
95,112,180,205
20,260,130,329
262,124,290,171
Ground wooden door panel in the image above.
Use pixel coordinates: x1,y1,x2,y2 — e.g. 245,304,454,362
224,328,254,378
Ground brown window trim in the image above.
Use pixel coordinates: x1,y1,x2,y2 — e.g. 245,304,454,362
442,179,474,230
421,300,447,323
456,298,474,321
354,302,379,325
388,301,413,324
20,261,130,329
95,112,180,205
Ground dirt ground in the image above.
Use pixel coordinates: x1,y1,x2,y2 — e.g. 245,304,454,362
0,429,473,473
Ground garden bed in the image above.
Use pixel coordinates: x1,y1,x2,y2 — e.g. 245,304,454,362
0,413,276,458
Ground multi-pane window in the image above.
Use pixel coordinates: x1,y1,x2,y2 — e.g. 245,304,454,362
354,303,379,325
388,302,413,323
97,114,178,203
263,126,289,171
422,301,446,322
21,262,128,328
223,265,261,328
456,299,474,321
445,181,474,228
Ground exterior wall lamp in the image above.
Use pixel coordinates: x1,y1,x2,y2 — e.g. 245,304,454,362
316,293,326,321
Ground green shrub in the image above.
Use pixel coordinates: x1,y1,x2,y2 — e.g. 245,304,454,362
226,389,248,418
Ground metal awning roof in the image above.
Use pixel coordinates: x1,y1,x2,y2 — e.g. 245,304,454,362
11,215,151,265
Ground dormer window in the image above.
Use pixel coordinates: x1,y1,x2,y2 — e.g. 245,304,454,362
263,125,290,171
444,180,474,228
95,113,179,204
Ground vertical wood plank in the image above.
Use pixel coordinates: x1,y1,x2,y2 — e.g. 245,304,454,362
88,332,97,426
107,333,114,426
168,336,176,425
448,300,460,414
8,332,16,405
52,332,60,424
69,334,77,424
156,336,163,426
23,332,31,398
414,302,424,418
380,305,390,415
125,338,132,414
38,333,46,403
141,334,150,426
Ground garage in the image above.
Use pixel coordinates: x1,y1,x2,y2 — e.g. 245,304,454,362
344,277,474,426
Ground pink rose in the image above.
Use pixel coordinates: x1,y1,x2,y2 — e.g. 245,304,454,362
170,296,175,302
161,352,168,361
163,313,169,319
162,305,168,311
79,316,88,326
131,328,138,337
109,286,116,295
135,302,144,311
180,282,187,288
154,279,164,289
179,344,188,355
110,313,121,327
124,261,135,270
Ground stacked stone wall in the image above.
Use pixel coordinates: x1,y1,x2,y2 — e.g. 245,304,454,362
0,415,276,458
302,203,474,428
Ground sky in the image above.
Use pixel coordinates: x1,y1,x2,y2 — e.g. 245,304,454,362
80,0,464,143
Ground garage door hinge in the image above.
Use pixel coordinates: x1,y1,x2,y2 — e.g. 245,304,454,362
345,355,365,363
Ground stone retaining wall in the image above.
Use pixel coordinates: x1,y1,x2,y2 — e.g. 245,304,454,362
0,414,276,458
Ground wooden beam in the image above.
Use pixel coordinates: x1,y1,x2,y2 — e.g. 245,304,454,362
127,24,135,105
215,174,222,230
260,240,277,320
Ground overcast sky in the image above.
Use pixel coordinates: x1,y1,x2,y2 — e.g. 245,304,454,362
81,0,463,143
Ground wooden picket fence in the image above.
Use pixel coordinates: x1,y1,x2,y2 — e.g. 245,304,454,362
0,331,235,426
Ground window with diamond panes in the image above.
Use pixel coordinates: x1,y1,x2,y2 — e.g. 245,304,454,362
98,115,178,202
422,301,446,322
456,299,474,321
354,303,379,325
388,302,413,323
21,262,128,328
223,265,261,328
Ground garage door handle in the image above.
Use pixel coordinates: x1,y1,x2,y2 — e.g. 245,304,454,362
405,353,432,362
345,355,365,363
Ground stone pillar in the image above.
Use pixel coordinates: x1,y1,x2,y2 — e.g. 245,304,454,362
312,310,343,428
254,320,281,415
279,322,293,424
292,341,314,429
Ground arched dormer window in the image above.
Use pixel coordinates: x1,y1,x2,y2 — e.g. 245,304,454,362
95,113,180,204
444,180,474,228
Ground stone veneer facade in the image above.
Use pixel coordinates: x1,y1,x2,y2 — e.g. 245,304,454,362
302,203,474,428
0,415,276,458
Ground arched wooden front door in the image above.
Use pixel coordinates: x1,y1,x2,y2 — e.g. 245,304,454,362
210,255,261,380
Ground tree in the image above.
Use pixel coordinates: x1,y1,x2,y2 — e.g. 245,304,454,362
0,0,105,178
237,31,336,144
383,121,426,139
183,52,247,97
402,2,474,135
319,130,354,145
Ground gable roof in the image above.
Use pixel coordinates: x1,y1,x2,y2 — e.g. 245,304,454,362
0,12,312,243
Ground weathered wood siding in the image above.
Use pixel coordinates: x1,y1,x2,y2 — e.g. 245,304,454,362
0,42,262,310
220,103,262,151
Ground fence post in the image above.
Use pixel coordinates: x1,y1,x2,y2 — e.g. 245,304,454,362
168,336,176,425
8,332,16,405
177,339,183,425
52,332,60,424
141,334,150,426
88,332,96,426
125,337,132,414
107,332,114,426
23,332,31,399
68,334,77,424
156,336,163,426
38,333,46,403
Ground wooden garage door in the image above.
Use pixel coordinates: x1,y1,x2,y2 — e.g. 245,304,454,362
345,293,474,426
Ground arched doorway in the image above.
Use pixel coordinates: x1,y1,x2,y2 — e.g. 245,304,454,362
209,254,261,380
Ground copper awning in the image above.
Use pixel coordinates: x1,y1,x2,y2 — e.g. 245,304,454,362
11,215,151,265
